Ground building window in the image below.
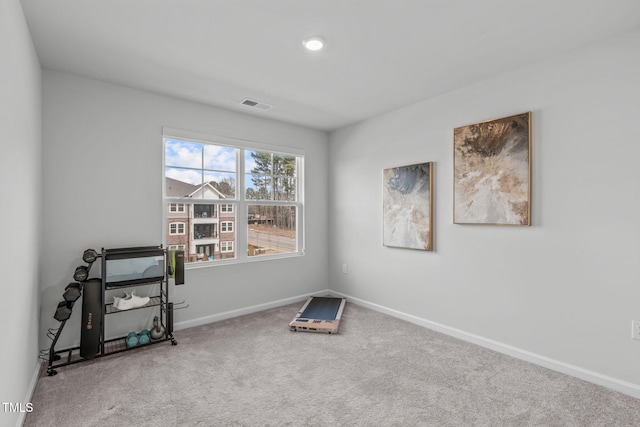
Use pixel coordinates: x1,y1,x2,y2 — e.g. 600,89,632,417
169,203,185,213
164,130,303,265
169,222,185,235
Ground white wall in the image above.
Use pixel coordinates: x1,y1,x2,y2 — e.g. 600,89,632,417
0,0,42,425
41,70,329,350
329,29,640,392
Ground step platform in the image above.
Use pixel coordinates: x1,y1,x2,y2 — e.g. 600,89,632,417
289,296,346,334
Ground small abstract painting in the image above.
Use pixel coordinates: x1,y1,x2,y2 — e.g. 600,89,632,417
454,112,531,225
383,162,433,250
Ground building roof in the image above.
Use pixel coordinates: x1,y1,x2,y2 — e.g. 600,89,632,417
165,177,199,198
165,177,226,199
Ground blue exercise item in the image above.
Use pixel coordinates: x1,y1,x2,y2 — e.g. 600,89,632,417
126,332,138,348
139,329,150,345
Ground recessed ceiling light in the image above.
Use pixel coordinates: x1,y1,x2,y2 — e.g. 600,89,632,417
303,36,325,51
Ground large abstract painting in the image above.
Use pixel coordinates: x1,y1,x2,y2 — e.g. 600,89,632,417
454,112,531,225
383,162,433,250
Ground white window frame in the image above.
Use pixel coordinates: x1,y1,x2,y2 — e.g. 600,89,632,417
221,204,233,213
221,221,233,233
169,222,186,235
162,128,305,268
220,241,234,253
169,203,186,213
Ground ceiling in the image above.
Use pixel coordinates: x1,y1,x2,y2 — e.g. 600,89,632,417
20,0,640,132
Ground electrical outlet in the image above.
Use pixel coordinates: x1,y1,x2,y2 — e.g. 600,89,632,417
342,264,347,274
632,321,640,340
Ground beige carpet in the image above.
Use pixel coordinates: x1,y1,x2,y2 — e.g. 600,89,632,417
25,301,640,426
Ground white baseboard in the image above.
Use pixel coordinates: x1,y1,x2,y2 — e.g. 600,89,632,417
173,289,332,331
331,290,640,400
15,360,41,427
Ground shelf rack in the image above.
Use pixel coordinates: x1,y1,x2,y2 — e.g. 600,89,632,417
46,246,182,376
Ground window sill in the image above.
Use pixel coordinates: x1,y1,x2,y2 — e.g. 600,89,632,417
183,251,305,270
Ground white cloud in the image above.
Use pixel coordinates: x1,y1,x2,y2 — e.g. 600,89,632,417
165,167,202,185
166,139,237,172
244,150,258,172
204,145,236,171
165,140,202,169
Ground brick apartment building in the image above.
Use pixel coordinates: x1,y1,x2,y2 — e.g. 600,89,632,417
165,177,236,262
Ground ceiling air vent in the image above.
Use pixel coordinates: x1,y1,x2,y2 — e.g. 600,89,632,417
240,98,273,111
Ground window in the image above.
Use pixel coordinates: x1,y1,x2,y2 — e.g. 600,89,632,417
163,130,303,265
169,203,186,213
169,222,185,235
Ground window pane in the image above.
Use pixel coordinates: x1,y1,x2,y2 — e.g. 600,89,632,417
274,154,296,177
203,145,236,172
248,205,296,257
245,150,272,174
244,151,297,201
166,168,202,197
165,139,203,168
274,176,296,201
245,174,271,200
204,171,236,199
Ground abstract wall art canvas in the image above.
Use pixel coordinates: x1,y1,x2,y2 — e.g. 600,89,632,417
383,162,433,250
454,112,531,225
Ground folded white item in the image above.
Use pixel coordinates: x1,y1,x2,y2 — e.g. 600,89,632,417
113,290,150,310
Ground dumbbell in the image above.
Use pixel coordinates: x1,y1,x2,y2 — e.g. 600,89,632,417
63,283,82,302
73,265,89,282
139,329,150,345
126,332,138,348
82,249,98,264
54,301,73,322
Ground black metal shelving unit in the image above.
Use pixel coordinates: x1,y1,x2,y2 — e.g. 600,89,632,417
46,246,180,376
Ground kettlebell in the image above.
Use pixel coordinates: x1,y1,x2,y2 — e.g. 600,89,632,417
150,316,165,340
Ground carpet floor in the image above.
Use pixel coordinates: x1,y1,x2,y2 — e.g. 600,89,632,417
24,301,640,426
